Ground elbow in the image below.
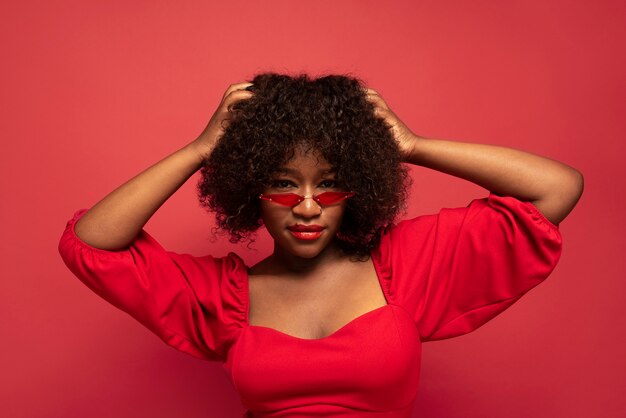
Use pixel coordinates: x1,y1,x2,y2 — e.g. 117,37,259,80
532,167,584,226
567,168,585,205
553,168,585,224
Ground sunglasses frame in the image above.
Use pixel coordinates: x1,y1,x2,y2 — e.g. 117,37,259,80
259,191,356,207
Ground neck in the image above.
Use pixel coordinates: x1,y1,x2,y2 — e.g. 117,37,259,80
268,240,344,276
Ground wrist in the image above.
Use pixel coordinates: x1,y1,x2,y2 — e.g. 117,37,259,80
184,141,211,168
188,139,215,163
401,135,426,164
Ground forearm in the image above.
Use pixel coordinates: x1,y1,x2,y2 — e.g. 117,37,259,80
404,136,584,225
74,142,206,251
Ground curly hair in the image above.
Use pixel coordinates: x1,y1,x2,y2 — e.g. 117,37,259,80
196,72,411,259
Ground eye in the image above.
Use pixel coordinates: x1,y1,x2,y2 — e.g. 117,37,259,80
319,179,338,189
271,179,295,189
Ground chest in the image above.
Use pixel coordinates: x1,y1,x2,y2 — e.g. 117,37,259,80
231,303,422,415
247,258,388,340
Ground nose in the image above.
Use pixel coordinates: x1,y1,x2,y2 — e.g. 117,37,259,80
292,194,322,218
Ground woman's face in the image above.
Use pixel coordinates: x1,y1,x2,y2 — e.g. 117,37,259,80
260,148,349,260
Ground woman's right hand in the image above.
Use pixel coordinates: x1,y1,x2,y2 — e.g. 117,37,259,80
191,81,255,161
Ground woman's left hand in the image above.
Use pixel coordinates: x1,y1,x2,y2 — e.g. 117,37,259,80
365,88,421,161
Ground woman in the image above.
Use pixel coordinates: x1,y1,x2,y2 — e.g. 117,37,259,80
58,72,583,417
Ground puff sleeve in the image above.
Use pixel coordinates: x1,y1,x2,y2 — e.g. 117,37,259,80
58,209,247,362
374,193,563,342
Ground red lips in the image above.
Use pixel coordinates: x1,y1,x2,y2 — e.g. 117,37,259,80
287,224,325,232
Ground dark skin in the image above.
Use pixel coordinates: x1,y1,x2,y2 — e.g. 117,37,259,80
74,81,583,339
250,85,584,277
248,87,583,339
246,148,387,337
364,88,584,227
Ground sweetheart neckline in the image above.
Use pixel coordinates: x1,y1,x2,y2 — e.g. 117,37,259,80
242,249,391,341
245,304,392,341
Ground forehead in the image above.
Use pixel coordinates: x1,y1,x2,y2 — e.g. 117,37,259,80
275,166,336,176
276,148,335,174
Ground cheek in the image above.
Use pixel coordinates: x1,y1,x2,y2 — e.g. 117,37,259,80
260,206,283,228
327,206,347,227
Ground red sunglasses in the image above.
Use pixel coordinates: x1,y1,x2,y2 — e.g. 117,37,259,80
259,191,356,207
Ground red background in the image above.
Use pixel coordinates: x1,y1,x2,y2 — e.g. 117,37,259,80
2,1,624,417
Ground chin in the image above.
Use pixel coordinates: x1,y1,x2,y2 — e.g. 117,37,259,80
287,246,326,259
283,238,336,259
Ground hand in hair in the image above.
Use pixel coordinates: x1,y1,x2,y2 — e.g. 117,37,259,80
191,81,255,161
365,88,421,162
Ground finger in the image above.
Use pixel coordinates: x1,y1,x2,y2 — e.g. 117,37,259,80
225,99,242,113
366,94,387,109
222,81,255,99
223,89,254,111
364,92,378,103
372,106,386,117
364,90,382,101
220,118,231,130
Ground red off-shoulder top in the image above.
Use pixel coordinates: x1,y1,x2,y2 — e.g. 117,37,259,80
58,193,562,417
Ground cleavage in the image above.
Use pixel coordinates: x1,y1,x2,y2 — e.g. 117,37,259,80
247,259,387,339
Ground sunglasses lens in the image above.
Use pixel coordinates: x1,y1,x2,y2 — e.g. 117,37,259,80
260,192,355,206
315,191,356,205
261,193,302,206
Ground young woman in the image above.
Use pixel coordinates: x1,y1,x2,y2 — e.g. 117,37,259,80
58,73,583,417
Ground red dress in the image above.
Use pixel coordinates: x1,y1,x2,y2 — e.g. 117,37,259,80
58,193,562,417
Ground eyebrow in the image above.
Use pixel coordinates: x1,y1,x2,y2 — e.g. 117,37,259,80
276,167,337,175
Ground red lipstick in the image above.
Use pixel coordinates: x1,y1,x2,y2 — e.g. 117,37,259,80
287,224,325,240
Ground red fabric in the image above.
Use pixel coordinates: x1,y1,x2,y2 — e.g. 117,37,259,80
58,193,562,417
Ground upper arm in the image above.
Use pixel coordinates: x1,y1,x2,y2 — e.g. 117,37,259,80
58,208,246,362
381,193,563,342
